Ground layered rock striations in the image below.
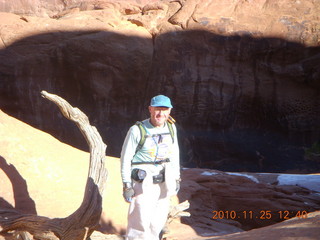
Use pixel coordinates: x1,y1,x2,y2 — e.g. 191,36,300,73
0,0,319,172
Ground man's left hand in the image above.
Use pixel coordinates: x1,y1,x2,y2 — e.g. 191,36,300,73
175,179,181,192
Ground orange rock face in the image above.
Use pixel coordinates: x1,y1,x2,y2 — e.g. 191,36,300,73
0,1,320,238
0,0,319,173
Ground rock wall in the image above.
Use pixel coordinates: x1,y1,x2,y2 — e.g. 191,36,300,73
0,0,319,172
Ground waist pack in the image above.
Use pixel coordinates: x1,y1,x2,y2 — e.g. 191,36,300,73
153,169,165,184
132,158,170,165
131,168,165,184
131,168,146,183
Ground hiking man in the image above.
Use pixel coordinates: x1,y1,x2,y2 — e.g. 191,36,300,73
120,95,180,240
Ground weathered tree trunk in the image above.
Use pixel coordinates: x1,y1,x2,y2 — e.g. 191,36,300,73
0,91,108,240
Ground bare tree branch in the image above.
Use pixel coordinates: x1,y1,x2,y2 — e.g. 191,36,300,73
0,91,108,240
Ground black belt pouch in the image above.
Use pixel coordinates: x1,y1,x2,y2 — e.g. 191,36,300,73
153,170,165,184
131,168,146,183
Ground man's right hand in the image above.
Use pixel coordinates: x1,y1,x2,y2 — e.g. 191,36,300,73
123,182,134,203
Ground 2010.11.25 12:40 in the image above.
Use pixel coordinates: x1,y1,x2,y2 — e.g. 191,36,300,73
212,210,309,220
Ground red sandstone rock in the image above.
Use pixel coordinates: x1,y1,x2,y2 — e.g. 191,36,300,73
0,109,128,234
0,2,319,240
1,110,319,239
0,0,319,173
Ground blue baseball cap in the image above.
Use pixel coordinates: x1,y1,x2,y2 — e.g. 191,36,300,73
150,95,173,108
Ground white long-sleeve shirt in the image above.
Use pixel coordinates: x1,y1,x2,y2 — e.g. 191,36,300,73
120,118,180,183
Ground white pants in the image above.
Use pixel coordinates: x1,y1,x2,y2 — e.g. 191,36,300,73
126,176,170,240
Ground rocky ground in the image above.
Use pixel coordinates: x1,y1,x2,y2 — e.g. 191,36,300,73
0,109,319,240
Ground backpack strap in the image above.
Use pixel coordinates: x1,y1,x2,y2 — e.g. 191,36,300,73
135,121,147,153
135,120,175,154
167,121,175,144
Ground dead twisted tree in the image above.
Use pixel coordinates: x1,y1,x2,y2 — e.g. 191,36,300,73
0,91,108,240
